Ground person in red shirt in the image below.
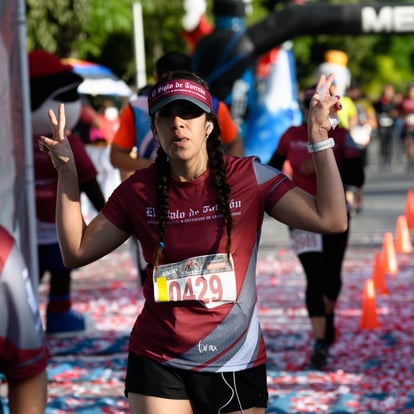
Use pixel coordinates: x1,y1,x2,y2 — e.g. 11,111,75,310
269,85,365,369
40,70,346,413
0,225,48,414
398,83,414,171
110,52,244,285
373,83,399,170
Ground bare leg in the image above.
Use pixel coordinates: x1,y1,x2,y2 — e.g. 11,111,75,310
128,393,193,414
8,371,47,414
310,315,326,340
128,393,266,414
355,186,363,213
345,189,354,212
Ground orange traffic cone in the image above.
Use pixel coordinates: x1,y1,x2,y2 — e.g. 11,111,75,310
381,232,399,275
405,190,414,230
360,278,381,330
372,252,389,294
395,215,413,253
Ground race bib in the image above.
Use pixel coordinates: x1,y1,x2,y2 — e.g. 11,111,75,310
406,113,414,126
351,125,371,147
153,253,237,308
290,229,323,255
379,114,393,127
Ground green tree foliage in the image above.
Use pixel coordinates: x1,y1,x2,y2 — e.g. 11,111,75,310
26,0,92,56
25,0,187,85
26,0,136,79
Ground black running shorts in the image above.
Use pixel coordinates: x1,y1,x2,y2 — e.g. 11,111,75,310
125,352,268,413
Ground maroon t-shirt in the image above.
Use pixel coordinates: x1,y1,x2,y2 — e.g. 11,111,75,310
102,156,295,372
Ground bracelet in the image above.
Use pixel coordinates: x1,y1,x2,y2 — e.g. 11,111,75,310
307,138,335,153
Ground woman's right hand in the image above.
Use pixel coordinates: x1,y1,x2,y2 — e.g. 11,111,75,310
38,103,75,171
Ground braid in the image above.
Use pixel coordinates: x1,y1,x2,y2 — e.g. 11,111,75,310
207,126,233,258
154,146,170,267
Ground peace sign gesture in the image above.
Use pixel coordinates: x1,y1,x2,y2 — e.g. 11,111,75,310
38,103,74,170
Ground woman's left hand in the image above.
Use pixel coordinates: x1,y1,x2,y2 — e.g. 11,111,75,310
307,73,341,138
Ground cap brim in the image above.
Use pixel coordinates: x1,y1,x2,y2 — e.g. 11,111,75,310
149,94,211,115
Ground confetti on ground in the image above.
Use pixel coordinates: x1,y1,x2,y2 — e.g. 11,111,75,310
2,242,414,413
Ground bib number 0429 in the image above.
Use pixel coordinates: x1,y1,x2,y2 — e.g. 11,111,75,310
153,253,237,308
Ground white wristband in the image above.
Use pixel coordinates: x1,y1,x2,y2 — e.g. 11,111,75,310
307,138,335,153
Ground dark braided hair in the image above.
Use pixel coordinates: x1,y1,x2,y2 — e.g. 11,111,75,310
153,145,170,266
150,71,233,266
206,119,233,259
